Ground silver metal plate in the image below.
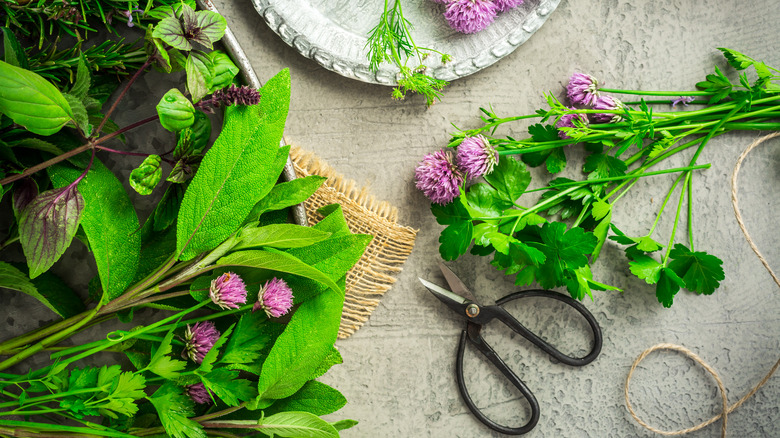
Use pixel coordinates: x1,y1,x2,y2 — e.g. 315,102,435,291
250,0,561,85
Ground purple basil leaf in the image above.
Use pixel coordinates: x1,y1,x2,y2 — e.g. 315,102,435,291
12,178,38,219
19,184,85,278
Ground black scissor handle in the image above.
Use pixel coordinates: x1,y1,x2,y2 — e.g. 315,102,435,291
494,289,602,367
456,323,540,435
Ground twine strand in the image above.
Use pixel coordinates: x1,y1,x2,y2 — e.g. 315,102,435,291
625,132,780,437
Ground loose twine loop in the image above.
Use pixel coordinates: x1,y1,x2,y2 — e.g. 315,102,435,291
624,132,780,437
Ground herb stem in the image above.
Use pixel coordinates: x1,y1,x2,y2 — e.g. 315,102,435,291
648,172,687,237
662,172,691,264
95,58,152,136
597,88,713,96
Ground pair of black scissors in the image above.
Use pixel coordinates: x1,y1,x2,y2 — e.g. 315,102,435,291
419,262,602,435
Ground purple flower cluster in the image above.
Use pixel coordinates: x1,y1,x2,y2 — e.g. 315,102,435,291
437,0,524,34
212,85,261,106
183,321,220,364
185,383,214,405
415,136,499,204
253,277,294,318
556,109,589,139
562,72,629,137
209,272,248,310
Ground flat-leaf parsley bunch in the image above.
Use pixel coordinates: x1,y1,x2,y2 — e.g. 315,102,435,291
0,2,368,437
416,48,780,307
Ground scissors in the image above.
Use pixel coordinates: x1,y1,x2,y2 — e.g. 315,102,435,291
419,261,602,435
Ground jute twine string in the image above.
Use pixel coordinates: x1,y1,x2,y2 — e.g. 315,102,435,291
624,132,780,437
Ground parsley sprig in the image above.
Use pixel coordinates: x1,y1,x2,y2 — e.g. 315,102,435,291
366,0,451,106
431,48,780,306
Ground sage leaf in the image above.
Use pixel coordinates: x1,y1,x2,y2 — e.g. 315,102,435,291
234,224,331,250
157,88,195,132
0,60,75,135
256,412,339,438
217,249,340,293
153,183,185,232
19,185,84,278
49,159,140,302
209,51,239,92
176,69,291,261
264,381,346,417
257,285,344,401
185,51,213,103
129,155,162,195
0,262,84,318
246,176,326,223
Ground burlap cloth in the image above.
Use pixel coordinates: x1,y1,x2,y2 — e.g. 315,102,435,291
289,146,418,339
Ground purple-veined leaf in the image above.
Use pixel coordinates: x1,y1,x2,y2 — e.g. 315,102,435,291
19,184,85,278
12,178,38,219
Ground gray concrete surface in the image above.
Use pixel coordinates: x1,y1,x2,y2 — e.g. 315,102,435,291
213,0,780,436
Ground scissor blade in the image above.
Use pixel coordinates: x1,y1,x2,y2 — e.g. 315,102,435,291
438,261,478,303
419,278,470,317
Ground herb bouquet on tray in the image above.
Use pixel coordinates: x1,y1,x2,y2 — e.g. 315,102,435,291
0,2,366,437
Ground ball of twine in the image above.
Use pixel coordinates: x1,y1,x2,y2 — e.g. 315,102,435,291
624,132,780,437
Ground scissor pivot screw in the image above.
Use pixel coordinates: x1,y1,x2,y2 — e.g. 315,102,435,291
465,304,480,318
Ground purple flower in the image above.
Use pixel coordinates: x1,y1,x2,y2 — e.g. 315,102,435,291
566,72,600,106
556,108,589,139
212,85,261,106
253,278,294,318
415,149,465,205
456,135,498,179
185,383,213,405
592,96,625,124
671,96,694,109
183,321,220,364
493,0,524,12
444,0,498,34
121,9,143,28
209,272,248,310
430,0,449,4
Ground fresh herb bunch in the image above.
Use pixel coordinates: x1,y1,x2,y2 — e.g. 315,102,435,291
0,3,368,437
366,0,451,106
418,48,780,307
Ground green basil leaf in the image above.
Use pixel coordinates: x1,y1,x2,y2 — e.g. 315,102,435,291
176,69,291,261
174,110,211,158
156,88,195,132
185,51,213,103
63,93,91,136
49,160,140,302
209,51,239,92
18,185,84,278
0,60,75,135
69,54,91,100
129,155,162,196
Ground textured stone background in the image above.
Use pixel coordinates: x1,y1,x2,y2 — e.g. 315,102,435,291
213,0,780,436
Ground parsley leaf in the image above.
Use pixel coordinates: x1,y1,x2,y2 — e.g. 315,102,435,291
484,156,531,203
197,323,233,374
431,201,473,261
583,153,627,180
200,368,256,407
667,244,725,295
656,267,685,308
628,255,663,285
146,325,187,379
221,312,276,366
149,383,205,438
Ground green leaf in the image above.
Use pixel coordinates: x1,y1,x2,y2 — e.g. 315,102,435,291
265,381,346,417
197,324,233,374
221,312,277,365
129,155,163,196
635,236,664,253
0,60,75,135
69,54,91,100
591,210,611,262
209,51,239,92
146,325,187,379
63,93,90,136
439,220,472,261
656,267,685,308
254,412,338,438
527,223,597,289
667,244,725,295
464,183,509,218
149,383,206,438
246,176,326,223
18,185,84,278
0,262,79,318
484,156,530,202
200,368,256,406
152,14,192,52
332,419,358,431
717,47,754,70
2,27,28,69
257,287,343,401
235,224,331,250
628,255,663,285
153,183,185,232
217,249,340,294
591,200,611,221
584,153,627,180
157,88,195,132
185,51,213,103
194,10,227,49
431,199,470,225
308,346,343,380
174,110,211,158
545,147,567,174
176,69,291,261
49,160,140,302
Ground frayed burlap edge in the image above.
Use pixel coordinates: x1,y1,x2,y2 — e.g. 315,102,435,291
289,146,418,339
